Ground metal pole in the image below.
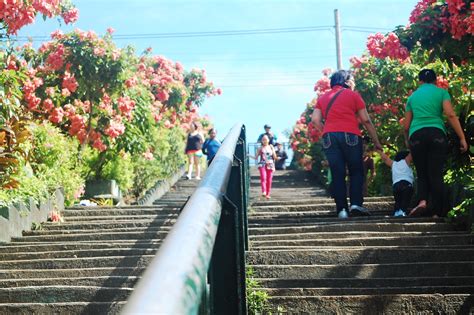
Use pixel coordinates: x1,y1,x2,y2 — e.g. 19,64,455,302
237,127,249,250
209,159,247,314
334,9,343,70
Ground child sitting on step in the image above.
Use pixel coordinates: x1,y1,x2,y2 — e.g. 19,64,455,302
377,150,414,217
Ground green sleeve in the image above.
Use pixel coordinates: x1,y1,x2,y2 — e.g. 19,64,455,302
405,97,412,112
442,90,451,102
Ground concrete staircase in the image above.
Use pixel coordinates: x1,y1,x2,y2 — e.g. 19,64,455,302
0,176,198,314
247,168,474,314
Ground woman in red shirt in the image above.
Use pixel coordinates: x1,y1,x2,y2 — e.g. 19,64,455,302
312,70,382,219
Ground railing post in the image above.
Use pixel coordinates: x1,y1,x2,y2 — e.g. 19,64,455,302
209,148,247,314
236,126,249,249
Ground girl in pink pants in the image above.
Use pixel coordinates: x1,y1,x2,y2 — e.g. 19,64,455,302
254,135,277,199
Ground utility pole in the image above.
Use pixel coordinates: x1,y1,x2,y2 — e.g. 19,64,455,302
334,9,342,70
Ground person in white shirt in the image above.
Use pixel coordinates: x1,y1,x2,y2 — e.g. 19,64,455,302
378,150,414,217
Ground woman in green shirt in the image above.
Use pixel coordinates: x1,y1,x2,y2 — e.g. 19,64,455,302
404,69,468,217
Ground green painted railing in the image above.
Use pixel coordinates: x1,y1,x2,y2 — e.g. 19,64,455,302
122,123,249,315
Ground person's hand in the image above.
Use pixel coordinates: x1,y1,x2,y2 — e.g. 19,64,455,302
374,141,383,152
460,139,468,153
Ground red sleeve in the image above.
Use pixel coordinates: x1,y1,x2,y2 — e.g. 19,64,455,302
353,91,366,111
315,98,322,110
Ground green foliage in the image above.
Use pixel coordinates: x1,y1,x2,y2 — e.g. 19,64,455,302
131,126,186,197
31,222,43,230
246,267,269,314
1,121,87,207
28,121,84,206
83,149,134,192
0,52,27,124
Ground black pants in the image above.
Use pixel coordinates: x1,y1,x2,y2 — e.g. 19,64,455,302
409,127,448,216
393,180,414,213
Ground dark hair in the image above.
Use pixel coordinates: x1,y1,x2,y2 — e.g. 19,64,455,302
191,121,199,130
330,70,352,88
418,69,436,83
208,128,216,135
394,150,410,162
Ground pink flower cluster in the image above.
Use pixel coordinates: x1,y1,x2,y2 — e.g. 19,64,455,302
349,55,369,69
409,0,437,24
436,76,450,89
409,0,473,41
45,44,66,71
313,77,331,97
446,0,472,39
0,0,78,34
117,96,136,120
366,32,410,61
104,119,125,138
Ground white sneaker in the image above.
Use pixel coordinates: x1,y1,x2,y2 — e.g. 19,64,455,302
338,209,349,219
186,174,192,180
350,205,371,216
394,209,406,217
195,176,201,180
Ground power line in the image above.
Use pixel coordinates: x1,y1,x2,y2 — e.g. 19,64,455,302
6,24,393,42
9,25,333,42
218,83,313,88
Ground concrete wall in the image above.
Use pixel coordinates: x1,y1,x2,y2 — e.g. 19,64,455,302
136,166,186,206
0,189,64,243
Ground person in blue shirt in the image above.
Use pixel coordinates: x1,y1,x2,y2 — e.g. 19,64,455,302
257,124,277,146
202,128,222,166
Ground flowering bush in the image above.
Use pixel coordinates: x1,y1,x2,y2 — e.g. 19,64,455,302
366,32,410,61
396,0,473,64
0,0,78,35
1,4,222,204
294,0,472,202
22,29,130,152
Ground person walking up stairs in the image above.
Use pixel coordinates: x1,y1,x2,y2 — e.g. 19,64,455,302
246,168,474,314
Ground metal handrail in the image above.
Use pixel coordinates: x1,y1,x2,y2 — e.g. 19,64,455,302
122,123,247,315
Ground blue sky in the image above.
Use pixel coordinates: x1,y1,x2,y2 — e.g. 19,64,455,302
19,0,418,143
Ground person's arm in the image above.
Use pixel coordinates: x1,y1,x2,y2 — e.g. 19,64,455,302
404,110,413,148
356,108,382,151
443,100,468,153
311,108,323,132
202,139,208,155
368,158,376,180
248,147,261,160
270,145,278,161
377,151,393,167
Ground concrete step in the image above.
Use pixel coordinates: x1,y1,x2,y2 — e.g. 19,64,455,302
247,248,474,265
0,248,157,260
251,262,474,279
0,286,132,303
42,220,175,231
63,214,172,222
250,197,393,207
22,226,175,236
249,203,393,213
267,294,474,313
61,208,180,217
249,221,455,234
0,267,146,279
250,234,474,247
12,231,170,242
0,276,140,288
263,285,474,296
0,302,124,315
248,216,447,226
0,241,163,253
257,276,474,288
0,255,154,269
249,231,464,241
